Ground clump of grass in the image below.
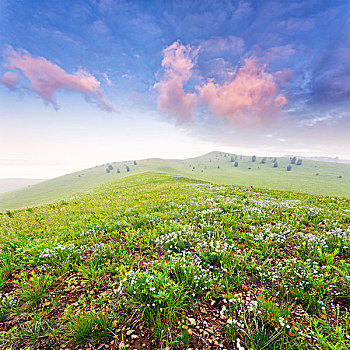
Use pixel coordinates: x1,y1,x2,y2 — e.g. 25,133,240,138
222,293,291,349
16,271,53,306
122,269,190,338
162,251,219,297
11,314,54,346
155,225,204,253
277,258,338,313
66,311,112,345
0,294,17,321
196,239,232,266
221,256,245,291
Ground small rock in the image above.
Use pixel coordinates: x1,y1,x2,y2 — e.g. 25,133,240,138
131,334,139,340
126,330,135,336
188,317,196,326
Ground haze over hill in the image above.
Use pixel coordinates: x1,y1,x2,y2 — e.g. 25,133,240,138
1,151,349,211
0,178,45,194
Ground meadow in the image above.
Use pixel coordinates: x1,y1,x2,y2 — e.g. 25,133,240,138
1,151,349,211
0,172,349,349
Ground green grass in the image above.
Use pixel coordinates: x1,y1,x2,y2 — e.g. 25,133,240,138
1,151,350,210
1,172,350,349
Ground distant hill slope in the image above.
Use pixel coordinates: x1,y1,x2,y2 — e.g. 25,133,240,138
0,178,45,194
1,151,350,210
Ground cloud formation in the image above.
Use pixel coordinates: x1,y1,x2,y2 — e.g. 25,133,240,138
156,42,287,125
0,71,20,89
200,36,244,56
1,46,114,111
154,42,197,121
198,58,287,125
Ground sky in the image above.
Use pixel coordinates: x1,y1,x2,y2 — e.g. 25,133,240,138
0,0,349,178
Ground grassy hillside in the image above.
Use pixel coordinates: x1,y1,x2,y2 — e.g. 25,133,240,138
1,151,350,210
0,178,45,194
0,173,349,349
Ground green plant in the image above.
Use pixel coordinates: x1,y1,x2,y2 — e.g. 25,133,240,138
197,240,232,266
0,268,9,290
17,271,53,306
296,308,350,349
66,311,112,344
163,253,217,297
278,259,338,313
12,314,54,345
123,269,190,338
223,293,290,349
221,257,245,291
0,294,17,321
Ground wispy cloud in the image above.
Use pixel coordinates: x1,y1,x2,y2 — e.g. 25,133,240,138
200,36,244,56
1,46,114,111
103,72,112,86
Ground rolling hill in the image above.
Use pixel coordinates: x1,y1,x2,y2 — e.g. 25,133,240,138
0,178,45,194
1,151,350,210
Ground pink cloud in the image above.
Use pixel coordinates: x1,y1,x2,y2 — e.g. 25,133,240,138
1,46,114,111
155,42,288,125
154,42,197,121
198,58,287,125
0,71,20,89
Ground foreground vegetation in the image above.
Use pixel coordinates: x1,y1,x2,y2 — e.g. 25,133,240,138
0,172,350,349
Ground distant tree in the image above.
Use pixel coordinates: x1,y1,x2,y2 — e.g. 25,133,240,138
252,155,256,162
107,164,113,171
133,160,137,165
126,165,130,172
234,161,238,167
117,168,120,173
273,162,278,168
217,165,220,169
230,155,234,162
272,157,277,163
106,168,110,173
296,159,302,165
287,165,292,171
315,173,319,176
338,175,342,178
291,157,296,164
261,157,266,164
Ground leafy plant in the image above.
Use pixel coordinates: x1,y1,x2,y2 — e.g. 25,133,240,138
123,269,190,338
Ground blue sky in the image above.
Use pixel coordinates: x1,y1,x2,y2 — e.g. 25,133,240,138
0,0,349,177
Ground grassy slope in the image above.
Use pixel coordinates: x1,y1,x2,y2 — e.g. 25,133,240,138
1,172,349,349
0,178,45,194
1,151,349,210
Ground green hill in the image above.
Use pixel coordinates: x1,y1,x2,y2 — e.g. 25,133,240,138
1,172,350,349
1,151,350,210
0,178,45,194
